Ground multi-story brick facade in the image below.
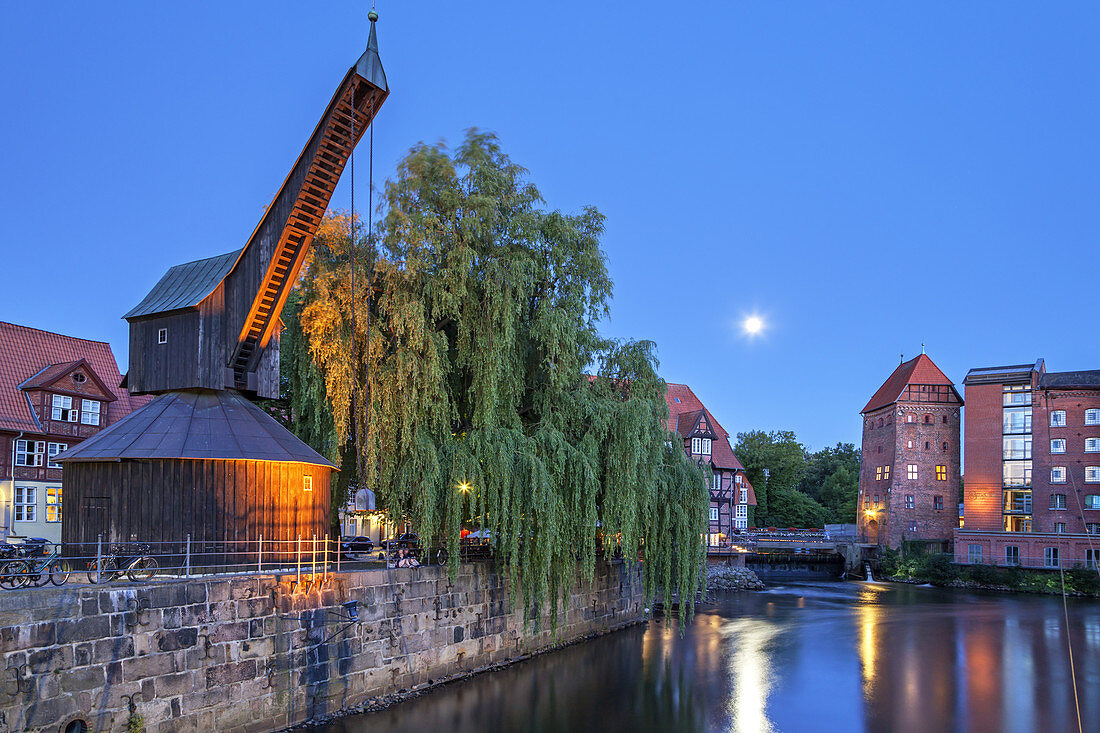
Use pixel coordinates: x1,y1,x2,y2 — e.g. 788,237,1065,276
0,321,147,542
664,383,756,546
857,354,962,550
956,360,1100,568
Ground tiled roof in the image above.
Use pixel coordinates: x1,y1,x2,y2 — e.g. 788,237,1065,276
1040,370,1100,390
861,354,957,414
123,250,240,320
0,322,148,433
57,389,336,467
665,383,746,472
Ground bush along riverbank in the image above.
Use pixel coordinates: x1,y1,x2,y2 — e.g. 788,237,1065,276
706,565,766,592
878,550,1100,597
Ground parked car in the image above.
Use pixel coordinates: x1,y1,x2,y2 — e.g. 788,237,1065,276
340,536,374,556
379,533,421,551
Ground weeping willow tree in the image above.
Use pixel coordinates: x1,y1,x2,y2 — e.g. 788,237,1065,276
291,130,707,622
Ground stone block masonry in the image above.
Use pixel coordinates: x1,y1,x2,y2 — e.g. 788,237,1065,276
0,561,644,732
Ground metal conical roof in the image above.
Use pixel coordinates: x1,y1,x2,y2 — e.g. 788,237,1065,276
354,14,388,92
56,389,336,467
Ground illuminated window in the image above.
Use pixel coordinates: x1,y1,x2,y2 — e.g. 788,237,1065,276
51,395,76,422
1051,494,1067,510
303,476,313,492
47,442,67,469
14,487,36,522
45,487,61,523
883,465,891,480
14,440,44,467
1044,547,1059,568
1051,410,1067,427
1051,467,1067,483
968,545,982,563
1051,439,1066,454
876,467,882,481
80,400,101,426
934,496,944,510
1005,546,1020,566
907,465,918,480
936,465,947,481
905,495,914,509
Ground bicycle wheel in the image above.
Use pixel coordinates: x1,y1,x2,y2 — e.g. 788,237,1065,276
26,564,49,588
127,556,158,582
48,560,72,586
87,559,114,584
0,560,30,589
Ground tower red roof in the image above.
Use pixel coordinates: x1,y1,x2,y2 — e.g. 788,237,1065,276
861,354,959,414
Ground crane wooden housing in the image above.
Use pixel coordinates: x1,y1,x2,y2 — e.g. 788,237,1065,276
58,17,389,552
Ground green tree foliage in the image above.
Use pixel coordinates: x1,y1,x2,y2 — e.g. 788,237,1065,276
292,131,708,622
800,442,860,523
734,430,808,525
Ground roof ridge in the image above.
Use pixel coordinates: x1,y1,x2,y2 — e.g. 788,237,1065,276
0,321,111,346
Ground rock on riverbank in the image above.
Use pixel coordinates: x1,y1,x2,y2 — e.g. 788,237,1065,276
707,565,765,591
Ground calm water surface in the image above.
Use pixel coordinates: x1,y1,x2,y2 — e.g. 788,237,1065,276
316,581,1100,733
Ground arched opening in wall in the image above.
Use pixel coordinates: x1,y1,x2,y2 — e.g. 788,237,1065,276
62,719,90,733
866,519,879,544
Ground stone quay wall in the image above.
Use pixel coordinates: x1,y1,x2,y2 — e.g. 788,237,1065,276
0,561,645,732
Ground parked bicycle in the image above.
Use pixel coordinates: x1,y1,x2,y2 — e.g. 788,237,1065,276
0,539,70,588
87,542,159,583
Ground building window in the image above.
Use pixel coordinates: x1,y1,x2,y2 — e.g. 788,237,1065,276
924,414,931,424
735,504,747,519
907,440,913,449
691,437,712,455
908,521,918,532
1086,495,1100,510
45,486,61,523
1087,524,1100,535
907,465,918,480
740,488,747,504
905,495,914,509
735,474,743,486
936,465,947,481
906,413,915,423
303,476,313,492
1051,467,1067,484
1054,522,1066,533
80,399,101,426
883,465,890,480
712,473,722,491
875,467,882,481
942,415,948,424
1088,549,1100,569
1087,467,1100,484
14,440,44,467
1003,386,1031,406
924,441,930,450
1051,439,1066,454
158,328,168,344
968,545,982,564
1051,493,1067,510
1044,547,1060,568
1003,436,1032,460
709,507,719,522
1086,438,1100,453
46,442,67,469
1003,407,1032,434
1051,410,1067,427
1087,409,1100,426
879,418,884,427
1005,546,1020,566
934,495,944,510
942,442,948,451
877,445,882,454
14,487,36,522
51,395,76,422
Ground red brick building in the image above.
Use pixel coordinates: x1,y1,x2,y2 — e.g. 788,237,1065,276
857,354,962,549
0,322,148,542
664,383,756,547
956,360,1100,569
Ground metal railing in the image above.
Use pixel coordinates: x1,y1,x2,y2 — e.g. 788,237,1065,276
0,535,496,590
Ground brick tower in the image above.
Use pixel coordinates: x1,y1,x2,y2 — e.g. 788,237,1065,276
857,354,963,550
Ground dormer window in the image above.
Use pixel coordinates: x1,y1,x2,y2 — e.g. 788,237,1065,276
691,437,712,455
158,328,168,344
81,399,101,426
51,395,77,422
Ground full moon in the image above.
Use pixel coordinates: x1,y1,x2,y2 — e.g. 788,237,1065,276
744,316,764,335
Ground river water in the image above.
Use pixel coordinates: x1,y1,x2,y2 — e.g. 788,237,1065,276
315,581,1100,733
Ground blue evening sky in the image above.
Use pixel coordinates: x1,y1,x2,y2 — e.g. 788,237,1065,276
2,2,1096,450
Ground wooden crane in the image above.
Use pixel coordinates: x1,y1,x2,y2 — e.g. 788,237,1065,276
123,14,388,397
